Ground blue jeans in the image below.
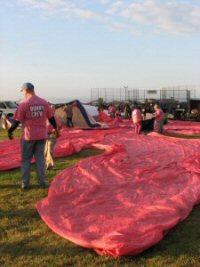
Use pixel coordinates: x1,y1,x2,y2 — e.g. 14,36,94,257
154,120,164,133
21,139,46,187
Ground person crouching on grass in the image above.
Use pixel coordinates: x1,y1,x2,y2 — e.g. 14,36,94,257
8,82,60,190
45,103,61,170
132,106,143,134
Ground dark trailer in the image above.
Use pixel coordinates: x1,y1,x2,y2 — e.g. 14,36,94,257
190,99,200,112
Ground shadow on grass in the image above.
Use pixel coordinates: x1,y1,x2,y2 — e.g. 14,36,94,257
133,206,200,258
0,183,46,190
0,237,93,257
0,184,21,189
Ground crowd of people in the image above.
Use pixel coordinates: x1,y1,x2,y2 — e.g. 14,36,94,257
99,103,132,119
100,102,165,135
132,103,164,135
6,83,165,189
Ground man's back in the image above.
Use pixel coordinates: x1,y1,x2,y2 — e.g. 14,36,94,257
132,108,142,123
15,95,53,140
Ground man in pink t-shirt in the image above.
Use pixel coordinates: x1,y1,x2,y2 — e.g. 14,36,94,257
8,82,59,189
109,104,116,118
154,104,164,133
132,106,143,134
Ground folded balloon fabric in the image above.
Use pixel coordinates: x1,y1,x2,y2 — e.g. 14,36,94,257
1,119,200,257
164,120,200,135
0,127,126,171
37,131,200,257
1,124,200,256
2,119,199,171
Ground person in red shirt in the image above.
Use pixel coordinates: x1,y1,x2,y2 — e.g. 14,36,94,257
154,104,164,133
8,82,59,189
109,104,116,118
115,106,122,118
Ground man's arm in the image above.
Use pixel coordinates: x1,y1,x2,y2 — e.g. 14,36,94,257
48,117,60,138
8,103,25,139
8,120,20,139
48,117,57,129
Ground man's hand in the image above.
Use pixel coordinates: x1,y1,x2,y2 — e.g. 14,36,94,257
7,120,20,140
53,129,60,138
8,132,14,140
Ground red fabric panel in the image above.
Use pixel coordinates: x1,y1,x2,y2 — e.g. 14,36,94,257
37,131,200,257
164,120,200,135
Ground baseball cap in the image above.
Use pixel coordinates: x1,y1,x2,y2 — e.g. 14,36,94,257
21,82,34,92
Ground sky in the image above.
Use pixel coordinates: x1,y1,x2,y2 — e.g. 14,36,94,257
0,0,200,101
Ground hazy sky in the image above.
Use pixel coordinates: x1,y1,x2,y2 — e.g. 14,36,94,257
0,0,200,101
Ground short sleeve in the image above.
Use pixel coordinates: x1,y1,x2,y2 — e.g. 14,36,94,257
46,103,54,119
14,104,26,123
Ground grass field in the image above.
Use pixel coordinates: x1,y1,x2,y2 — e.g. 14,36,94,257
0,129,200,267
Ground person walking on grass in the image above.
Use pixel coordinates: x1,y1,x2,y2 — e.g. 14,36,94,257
109,103,116,118
132,105,143,135
8,82,59,189
124,103,132,119
64,104,74,128
154,103,164,134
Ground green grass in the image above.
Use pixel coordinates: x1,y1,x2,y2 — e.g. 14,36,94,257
163,132,200,139
0,130,200,267
0,129,22,141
